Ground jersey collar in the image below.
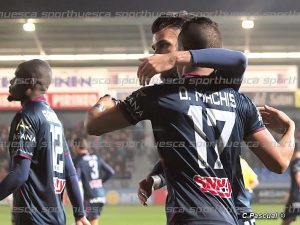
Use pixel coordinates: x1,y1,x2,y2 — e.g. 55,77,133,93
21,95,47,108
31,95,47,102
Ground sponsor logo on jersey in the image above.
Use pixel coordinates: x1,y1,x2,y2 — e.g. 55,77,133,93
89,179,103,189
193,175,232,198
53,177,66,194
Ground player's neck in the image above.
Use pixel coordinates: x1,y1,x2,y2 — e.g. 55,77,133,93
21,94,45,106
183,66,214,77
78,149,89,155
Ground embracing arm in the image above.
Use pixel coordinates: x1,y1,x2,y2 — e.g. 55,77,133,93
138,48,247,85
246,106,295,174
188,48,247,73
85,95,131,136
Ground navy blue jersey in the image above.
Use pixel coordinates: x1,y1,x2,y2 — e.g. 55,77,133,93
233,161,252,215
74,154,114,203
288,158,300,203
9,98,70,225
120,77,264,225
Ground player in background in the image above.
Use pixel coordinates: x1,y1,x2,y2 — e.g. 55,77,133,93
0,59,90,225
282,143,300,225
240,157,259,203
73,137,115,225
138,14,256,225
85,17,295,225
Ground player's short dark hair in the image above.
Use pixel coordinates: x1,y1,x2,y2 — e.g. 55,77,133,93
73,137,88,150
17,59,52,91
178,17,222,50
151,12,194,34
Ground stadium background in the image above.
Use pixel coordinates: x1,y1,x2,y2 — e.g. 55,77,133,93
0,2,300,224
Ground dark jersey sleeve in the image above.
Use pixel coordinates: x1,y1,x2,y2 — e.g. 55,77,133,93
190,48,247,91
99,157,115,183
149,160,164,176
10,113,37,160
149,161,167,188
65,151,85,219
292,159,300,175
0,157,31,200
119,87,157,125
242,96,265,138
73,158,82,181
190,48,247,77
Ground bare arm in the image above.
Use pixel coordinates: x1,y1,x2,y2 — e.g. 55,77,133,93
246,106,295,174
85,95,131,136
138,48,247,85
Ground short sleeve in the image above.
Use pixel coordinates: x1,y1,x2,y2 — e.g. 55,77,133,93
243,96,265,138
119,87,156,125
10,113,37,160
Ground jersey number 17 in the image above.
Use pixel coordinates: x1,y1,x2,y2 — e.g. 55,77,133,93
188,105,236,169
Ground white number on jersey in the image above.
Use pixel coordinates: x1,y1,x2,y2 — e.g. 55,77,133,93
50,124,64,174
188,105,236,169
89,159,99,179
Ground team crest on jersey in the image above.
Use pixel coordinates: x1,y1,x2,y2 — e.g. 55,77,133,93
16,118,31,131
193,175,232,198
53,177,66,194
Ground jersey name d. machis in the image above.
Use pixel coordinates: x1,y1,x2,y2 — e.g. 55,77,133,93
119,77,265,225
288,158,300,203
9,97,69,225
74,154,110,203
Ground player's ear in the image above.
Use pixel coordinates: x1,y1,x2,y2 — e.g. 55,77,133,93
24,88,32,97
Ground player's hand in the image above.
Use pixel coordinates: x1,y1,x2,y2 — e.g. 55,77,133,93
137,52,177,86
137,177,154,206
75,216,91,225
258,105,294,134
95,94,117,110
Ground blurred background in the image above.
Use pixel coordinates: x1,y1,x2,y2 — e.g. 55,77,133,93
0,1,300,224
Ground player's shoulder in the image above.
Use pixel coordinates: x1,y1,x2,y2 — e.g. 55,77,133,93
132,84,170,97
81,153,98,161
124,84,173,105
232,92,256,109
22,100,49,116
74,154,86,164
14,102,45,125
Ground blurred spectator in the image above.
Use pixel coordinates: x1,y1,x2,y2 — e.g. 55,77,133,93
65,122,144,179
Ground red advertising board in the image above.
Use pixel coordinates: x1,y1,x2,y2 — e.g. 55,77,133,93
0,92,99,110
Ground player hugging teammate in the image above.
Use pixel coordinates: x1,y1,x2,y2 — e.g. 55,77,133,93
85,13,296,225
